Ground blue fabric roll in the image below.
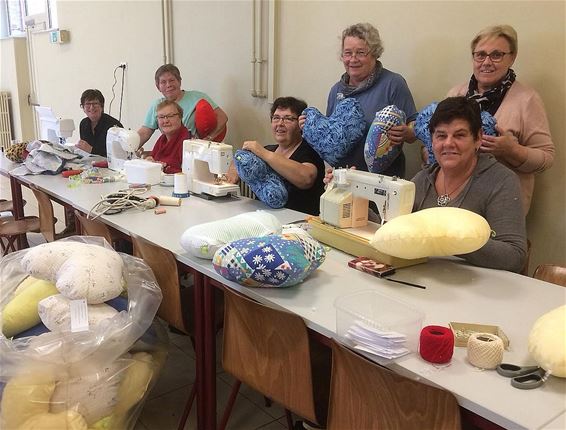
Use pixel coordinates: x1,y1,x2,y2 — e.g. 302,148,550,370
415,102,498,166
364,105,406,173
302,98,366,166
234,149,288,208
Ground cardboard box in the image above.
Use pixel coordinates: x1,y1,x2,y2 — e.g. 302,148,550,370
449,322,510,349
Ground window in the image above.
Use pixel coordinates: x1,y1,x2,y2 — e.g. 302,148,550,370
2,0,57,36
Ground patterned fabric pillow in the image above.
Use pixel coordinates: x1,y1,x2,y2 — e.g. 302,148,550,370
212,229,325,288
364,105,406,173
415,102,497,165
302,98,366,166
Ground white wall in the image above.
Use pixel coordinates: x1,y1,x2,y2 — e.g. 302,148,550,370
1,0,564,272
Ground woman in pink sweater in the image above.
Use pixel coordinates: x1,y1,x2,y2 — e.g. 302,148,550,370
447,25,554,214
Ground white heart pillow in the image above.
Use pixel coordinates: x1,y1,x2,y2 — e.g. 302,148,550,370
181,210,282,259
370,207,491,259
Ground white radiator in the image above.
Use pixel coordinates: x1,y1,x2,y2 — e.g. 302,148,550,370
240,181,257,200
0,92,13,151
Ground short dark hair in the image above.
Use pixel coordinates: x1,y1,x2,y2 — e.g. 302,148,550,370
80,89,104,107
429,97,482,137
155,64,182,85
270,96,308,118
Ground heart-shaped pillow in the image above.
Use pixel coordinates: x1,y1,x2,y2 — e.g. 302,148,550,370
364,105,406,173
195,99,226,142
302,98,366,166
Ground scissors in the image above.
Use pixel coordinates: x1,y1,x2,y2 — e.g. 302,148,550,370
496,363,549,390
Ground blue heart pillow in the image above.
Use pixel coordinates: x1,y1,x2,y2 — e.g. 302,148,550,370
212,229,325,288
415,102,497,165
303,98,366,166
234,149,288,208
364,105,407,173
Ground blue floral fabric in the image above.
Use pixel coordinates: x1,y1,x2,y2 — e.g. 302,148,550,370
212,231,326,288
415,102,498,165
364,105,407,174
234,149,288,208
302,98,366,166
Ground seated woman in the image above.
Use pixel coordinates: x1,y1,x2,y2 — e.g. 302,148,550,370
76,89,122,156
144,100,188,174
137,64,228,148
412,96,527,272
447,25,554,214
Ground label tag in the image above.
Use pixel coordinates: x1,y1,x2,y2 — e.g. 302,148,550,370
70,299,89,332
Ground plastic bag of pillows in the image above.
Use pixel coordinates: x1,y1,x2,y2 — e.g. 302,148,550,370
212,227,326,288
415,101,497,166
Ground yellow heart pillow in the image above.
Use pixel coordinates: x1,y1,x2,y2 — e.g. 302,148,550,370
19,411,88,430
370,207,491,259
528,305,566,377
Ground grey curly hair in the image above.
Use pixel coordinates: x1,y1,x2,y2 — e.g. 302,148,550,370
341,23,384,59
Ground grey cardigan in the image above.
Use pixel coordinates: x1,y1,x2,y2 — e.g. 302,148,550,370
412,154,527,273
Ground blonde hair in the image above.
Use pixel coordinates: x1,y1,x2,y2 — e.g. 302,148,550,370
156,99,183,117
471,25,518,55
341,23,384,59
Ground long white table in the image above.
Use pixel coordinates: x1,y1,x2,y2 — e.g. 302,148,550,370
2,154,565,429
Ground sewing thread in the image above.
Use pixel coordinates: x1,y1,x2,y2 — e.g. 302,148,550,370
467,332,504,369
419,325,454,364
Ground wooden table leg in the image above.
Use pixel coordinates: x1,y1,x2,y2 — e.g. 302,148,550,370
193,270,206,430
202,276,217,430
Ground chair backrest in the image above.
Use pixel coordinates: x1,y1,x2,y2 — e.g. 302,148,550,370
74,210,114,246
130,233,187,333
328,340,461,430
30,185,56,242
533,264,566,287
222,287,327,425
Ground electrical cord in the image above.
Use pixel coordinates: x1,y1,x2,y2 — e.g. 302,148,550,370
119,66,125,122
108,66,120,117
88,187,155,219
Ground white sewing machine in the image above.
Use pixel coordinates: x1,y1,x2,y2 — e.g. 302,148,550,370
310,168,425,267
106,127,140,171
35,106,75,144
181,139,240,197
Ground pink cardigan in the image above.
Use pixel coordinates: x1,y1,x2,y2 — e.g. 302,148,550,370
448,80,554,214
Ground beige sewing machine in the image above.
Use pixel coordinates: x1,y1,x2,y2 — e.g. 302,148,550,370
309,168,426,267
182,139,240,197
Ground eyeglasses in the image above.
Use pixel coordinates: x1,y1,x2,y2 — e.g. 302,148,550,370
82,102,101,108
472,51,512,63
157,113,180,120
271,115,298,124
341,50,370,60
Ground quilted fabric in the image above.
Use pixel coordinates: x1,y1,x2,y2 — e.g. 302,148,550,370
234,149,288,208
415,102,498,165
364,105,407,173
302,98,366,166
4,142,28,163
212,229,325,288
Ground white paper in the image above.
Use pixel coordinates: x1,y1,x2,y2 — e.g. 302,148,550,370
70,299,89,332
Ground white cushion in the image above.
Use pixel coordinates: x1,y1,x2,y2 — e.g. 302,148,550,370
371,207,491,259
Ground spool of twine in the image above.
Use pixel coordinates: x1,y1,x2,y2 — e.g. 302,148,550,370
467,332,504,369
419,325,454,364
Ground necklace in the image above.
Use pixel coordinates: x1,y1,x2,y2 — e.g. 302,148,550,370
437,173,471,207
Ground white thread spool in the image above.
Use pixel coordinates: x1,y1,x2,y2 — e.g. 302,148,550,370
174,173,189,194
467,332,504,369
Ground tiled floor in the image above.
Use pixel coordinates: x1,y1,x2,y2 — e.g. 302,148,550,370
1,173,292,430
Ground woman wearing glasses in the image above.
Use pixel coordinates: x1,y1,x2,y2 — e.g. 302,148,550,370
76,89,122,156
447,25,554,214
325,23,418,177
143,100,188,174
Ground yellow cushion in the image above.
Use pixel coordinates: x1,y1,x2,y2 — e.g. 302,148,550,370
1,277,58,338
370,207,491,259
528,305,566,377
20,411,88,430
0,373,55,429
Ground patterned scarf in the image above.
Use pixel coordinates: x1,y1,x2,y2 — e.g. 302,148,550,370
466,68,516,115
338,61,384,98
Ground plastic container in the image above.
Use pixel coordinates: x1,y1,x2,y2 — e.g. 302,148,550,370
124,159,162,185
334,290,425,354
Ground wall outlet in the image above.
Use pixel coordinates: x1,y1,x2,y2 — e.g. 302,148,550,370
119,62,127,69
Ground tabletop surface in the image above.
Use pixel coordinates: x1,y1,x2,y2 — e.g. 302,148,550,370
2,154,565,430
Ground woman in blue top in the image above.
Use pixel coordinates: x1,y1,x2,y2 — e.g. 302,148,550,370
326,23,418,178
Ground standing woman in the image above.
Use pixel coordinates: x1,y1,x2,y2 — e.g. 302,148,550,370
447,25,554,214
76,89,122,156
326,23,418,177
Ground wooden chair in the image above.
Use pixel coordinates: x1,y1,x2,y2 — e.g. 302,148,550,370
0,216,40,255
74,210,121,249
130,233,223,430
533,264,566,287
0,198,27,216
220,287,331,430
30,185,74,242
327,340,461,430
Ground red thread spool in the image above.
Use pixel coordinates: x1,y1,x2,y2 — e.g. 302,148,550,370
419,325,454,364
